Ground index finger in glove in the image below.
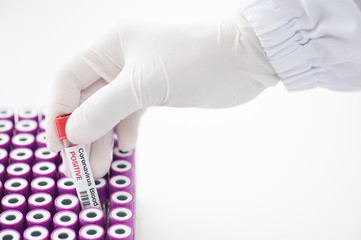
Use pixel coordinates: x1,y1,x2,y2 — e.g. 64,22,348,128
46,30,124,152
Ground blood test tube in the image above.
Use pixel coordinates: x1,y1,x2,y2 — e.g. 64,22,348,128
26,209,52,229
58,163,66,178
79,225,105,240
110,191,134,211
11,133,35,150
30,177,56,198
15,119,38,136
9,148,34,166
34,147,59,164
55,113,101,209
4,177,29,198
0,119,14,136
109,207,134,226
0,133,10,151
109,175,133,194
28,192,53,214
32,161,57,180
113,147,135,163
1,193,27,214
0,229,21,240
36,132,47,148
57,177,77,196
7,162,31,182
0,163,5,183
0,148,8,168
55,194,80,214
79,207,105,228
51,228,77,240
110,160,134,179
23,225,49,240
0,210,24,234
95,178,107,207
53,211,78,232
107,224,133,240
0,106,15,123
18,107,39,122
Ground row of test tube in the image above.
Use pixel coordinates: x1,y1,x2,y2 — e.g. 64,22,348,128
0,107,136,240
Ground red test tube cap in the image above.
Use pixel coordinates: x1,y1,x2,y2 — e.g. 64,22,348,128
55,113,71,140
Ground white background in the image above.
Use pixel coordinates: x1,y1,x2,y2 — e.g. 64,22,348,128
1,1,361,239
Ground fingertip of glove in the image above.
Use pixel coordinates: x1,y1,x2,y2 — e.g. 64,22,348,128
65,110,95,145
90,159,111,179
116,130,137,152
65,117,85,145
92,169,109,179
46,138,63,153
88,134,114,179
63,167,72,178
116,142,135,153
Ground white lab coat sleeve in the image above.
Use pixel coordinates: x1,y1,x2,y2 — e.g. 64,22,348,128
237,0,361,91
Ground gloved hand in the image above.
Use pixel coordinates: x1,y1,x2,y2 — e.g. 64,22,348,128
46,11,279,178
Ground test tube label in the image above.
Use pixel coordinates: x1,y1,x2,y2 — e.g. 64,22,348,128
64,145,101,209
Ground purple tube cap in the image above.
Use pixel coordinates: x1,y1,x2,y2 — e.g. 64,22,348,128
7,162,31,181
0,229,21,240
15,119,38,135
79,207,105,227
0,106,15,121
26,209,51,228
30,177,55,196
34,147,58,163
110,160,133,178
57,177,76,195
32,161,57,179
110,191,134,210
79,225,105,240
23,225,49,240
53,211,78,231
9,148,33,165
108,224,133,240
0,209,24,232
17,107,39,121
55,194,80,213
50,227,77,240
113,147,135,161
4,177,29,196
109,175,133,193
109,207,134,226
28,192,53,212
11,133,35,149
1,193,27,213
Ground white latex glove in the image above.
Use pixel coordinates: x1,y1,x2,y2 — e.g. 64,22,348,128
46,11,279,178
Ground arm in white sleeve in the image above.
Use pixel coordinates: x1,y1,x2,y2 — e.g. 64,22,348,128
238,0,361,91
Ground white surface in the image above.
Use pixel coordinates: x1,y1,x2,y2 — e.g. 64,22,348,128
1,1,361,240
